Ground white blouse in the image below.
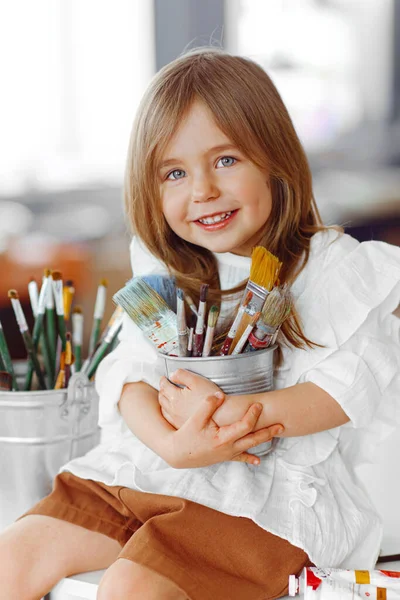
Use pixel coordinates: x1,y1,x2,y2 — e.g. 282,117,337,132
61,229,400,568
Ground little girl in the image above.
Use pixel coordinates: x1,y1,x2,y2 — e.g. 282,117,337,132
1,48,400,600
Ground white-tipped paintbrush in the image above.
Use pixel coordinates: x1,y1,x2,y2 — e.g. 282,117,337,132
187,314,196,357
28,277,39,317
44,269,57,365
229,247,282,354
25,275,52,390
176,288,189,356
113,277,179,356
202,305,219,357
88,279,108,356
72,306,84,372
51,271,67,351
246,284,293,351
192,284,209,357
8,290,47,390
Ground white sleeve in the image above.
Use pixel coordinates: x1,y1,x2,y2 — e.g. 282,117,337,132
293,239,400,466
94,236,168,435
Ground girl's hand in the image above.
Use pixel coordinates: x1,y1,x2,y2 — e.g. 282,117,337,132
159,369,222,429
166,393,284,469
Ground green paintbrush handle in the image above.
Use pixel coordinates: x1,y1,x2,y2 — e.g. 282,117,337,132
40,330,54,383
74,345,82,372
88,319,101,356
0,353,4,370
57,315,67,350
0,329,19,391
23,332,47,390
32,312,45,348
45,308,57,362
24,313,47,391
86,342,109,380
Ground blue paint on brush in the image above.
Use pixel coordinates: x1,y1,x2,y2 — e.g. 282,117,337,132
134,275,177,312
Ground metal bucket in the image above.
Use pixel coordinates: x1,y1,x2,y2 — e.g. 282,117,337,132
0,365,100,531
157,345,277,457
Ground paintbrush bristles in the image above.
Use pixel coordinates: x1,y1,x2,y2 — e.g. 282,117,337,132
249,247,282,291
100,278,108,287
207,305,219,328
261,287,291,328
7,290,18,299
113,278,175,329
73,306,83,314
52,271,62,281
44,268,52,277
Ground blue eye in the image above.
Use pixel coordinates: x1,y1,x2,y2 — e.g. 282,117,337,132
217,156,236,168
167,169,186,180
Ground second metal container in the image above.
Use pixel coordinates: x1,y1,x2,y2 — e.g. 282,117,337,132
0,368,100,532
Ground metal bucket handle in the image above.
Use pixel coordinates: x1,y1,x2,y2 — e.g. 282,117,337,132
61,372,93,420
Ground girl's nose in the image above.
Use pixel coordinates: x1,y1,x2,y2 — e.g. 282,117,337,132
191,172,220,203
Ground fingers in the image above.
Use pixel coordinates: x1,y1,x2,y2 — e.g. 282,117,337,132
159,376,178,397
169,368,208,388
217,403,284,449
187,393,225,429
231,452,261,466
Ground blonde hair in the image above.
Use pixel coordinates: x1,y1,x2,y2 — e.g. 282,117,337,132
125,47,333,350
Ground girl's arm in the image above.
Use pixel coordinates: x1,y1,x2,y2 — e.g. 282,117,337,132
214,382,350,436
160,371,349,437
118,381,284,467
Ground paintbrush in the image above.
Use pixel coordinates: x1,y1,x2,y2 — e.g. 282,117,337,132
219,290,253,356
44,269,57,365
184,294,198,318
176,288,189,356
81,305,125,374
88,279,108,357
113,277,179,356
8,290,47,390
0,371,13,392
72,306,84,371
51,271,67,351
86,309,124,379
64,332,74,388
229,247,282,354
63,280,75,324
246,284,293,351
192,284,209,357
28,277,39,317
202,305,219,357
0,318,19,390
24,275,52,390
231,311,261,355
54,350,66,390
187,314,196,357
142,275,177,312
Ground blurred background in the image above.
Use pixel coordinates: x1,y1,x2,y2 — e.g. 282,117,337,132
1,0,399,359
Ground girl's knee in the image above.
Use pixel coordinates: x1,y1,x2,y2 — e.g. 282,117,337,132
97,558,186,600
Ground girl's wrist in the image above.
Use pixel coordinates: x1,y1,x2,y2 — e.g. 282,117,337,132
212,393,256,427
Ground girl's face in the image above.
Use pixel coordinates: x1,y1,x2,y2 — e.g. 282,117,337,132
158,101,272,257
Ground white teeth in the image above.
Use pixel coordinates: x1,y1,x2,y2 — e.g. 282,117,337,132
199,211,232,225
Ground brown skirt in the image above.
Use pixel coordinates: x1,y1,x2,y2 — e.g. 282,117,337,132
22,471,311,600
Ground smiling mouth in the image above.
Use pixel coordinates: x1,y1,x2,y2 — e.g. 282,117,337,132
196,210,235,225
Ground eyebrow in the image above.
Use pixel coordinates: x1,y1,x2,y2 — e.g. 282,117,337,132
158,144,239,170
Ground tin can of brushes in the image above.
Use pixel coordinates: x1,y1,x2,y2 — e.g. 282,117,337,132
158,345,277,457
